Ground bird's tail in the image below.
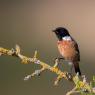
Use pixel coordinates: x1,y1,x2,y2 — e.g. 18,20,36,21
73,61,81,76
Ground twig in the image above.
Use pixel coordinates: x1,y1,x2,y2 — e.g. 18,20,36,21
66,86,80,95
0,45,70,84
0,45,95,95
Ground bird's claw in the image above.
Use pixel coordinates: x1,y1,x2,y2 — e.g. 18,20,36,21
66,72,73,81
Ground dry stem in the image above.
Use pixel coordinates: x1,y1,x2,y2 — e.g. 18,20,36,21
0,45,95,95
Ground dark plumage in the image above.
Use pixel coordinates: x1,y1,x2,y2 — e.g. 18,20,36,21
53,27,70,40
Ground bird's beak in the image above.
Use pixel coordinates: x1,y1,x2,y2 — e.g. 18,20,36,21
52,29,56,32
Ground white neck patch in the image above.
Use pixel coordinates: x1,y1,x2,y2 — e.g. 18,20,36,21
62,36,71,41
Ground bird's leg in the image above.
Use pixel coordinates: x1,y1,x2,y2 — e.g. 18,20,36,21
53,57,64,68
70,65,73,74
68,62,73,75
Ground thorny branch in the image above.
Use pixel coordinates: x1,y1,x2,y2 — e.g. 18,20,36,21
0,45,95,95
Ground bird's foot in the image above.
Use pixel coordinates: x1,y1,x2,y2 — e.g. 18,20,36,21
66,72,73,81
53,57,64,68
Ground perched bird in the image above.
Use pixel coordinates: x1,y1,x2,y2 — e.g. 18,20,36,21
52,27,81,75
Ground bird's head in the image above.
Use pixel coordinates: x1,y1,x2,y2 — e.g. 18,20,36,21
52,27,70,40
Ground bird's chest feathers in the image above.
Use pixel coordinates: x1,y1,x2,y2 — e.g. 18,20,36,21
57,37,76,58
58,36,73,49
58,40,73,49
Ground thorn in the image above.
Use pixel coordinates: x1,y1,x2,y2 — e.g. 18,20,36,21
15,44,20,54
24,75,32,81
53,58,59,68
34,50,37,58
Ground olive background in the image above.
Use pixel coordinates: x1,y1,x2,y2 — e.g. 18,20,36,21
0,0,95,95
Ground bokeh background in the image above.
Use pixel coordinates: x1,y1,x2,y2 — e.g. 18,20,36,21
0,0,95,95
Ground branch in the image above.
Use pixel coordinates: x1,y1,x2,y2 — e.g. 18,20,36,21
66,87,80,95
0,45,70,85
0,45,95,95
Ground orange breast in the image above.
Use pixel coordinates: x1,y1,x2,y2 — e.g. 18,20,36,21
57,40,76,60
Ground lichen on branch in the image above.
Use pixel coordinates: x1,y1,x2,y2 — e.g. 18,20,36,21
0,45,95,95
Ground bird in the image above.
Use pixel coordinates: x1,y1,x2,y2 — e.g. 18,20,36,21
52,27,81,76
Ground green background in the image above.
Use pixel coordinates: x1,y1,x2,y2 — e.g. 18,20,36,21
0,0,95,95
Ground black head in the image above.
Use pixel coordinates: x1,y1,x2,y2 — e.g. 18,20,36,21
52,27,70,40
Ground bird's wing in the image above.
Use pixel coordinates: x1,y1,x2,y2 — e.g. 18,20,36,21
73,40,80,61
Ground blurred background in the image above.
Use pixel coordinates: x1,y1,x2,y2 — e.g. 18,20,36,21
0,0,95,95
